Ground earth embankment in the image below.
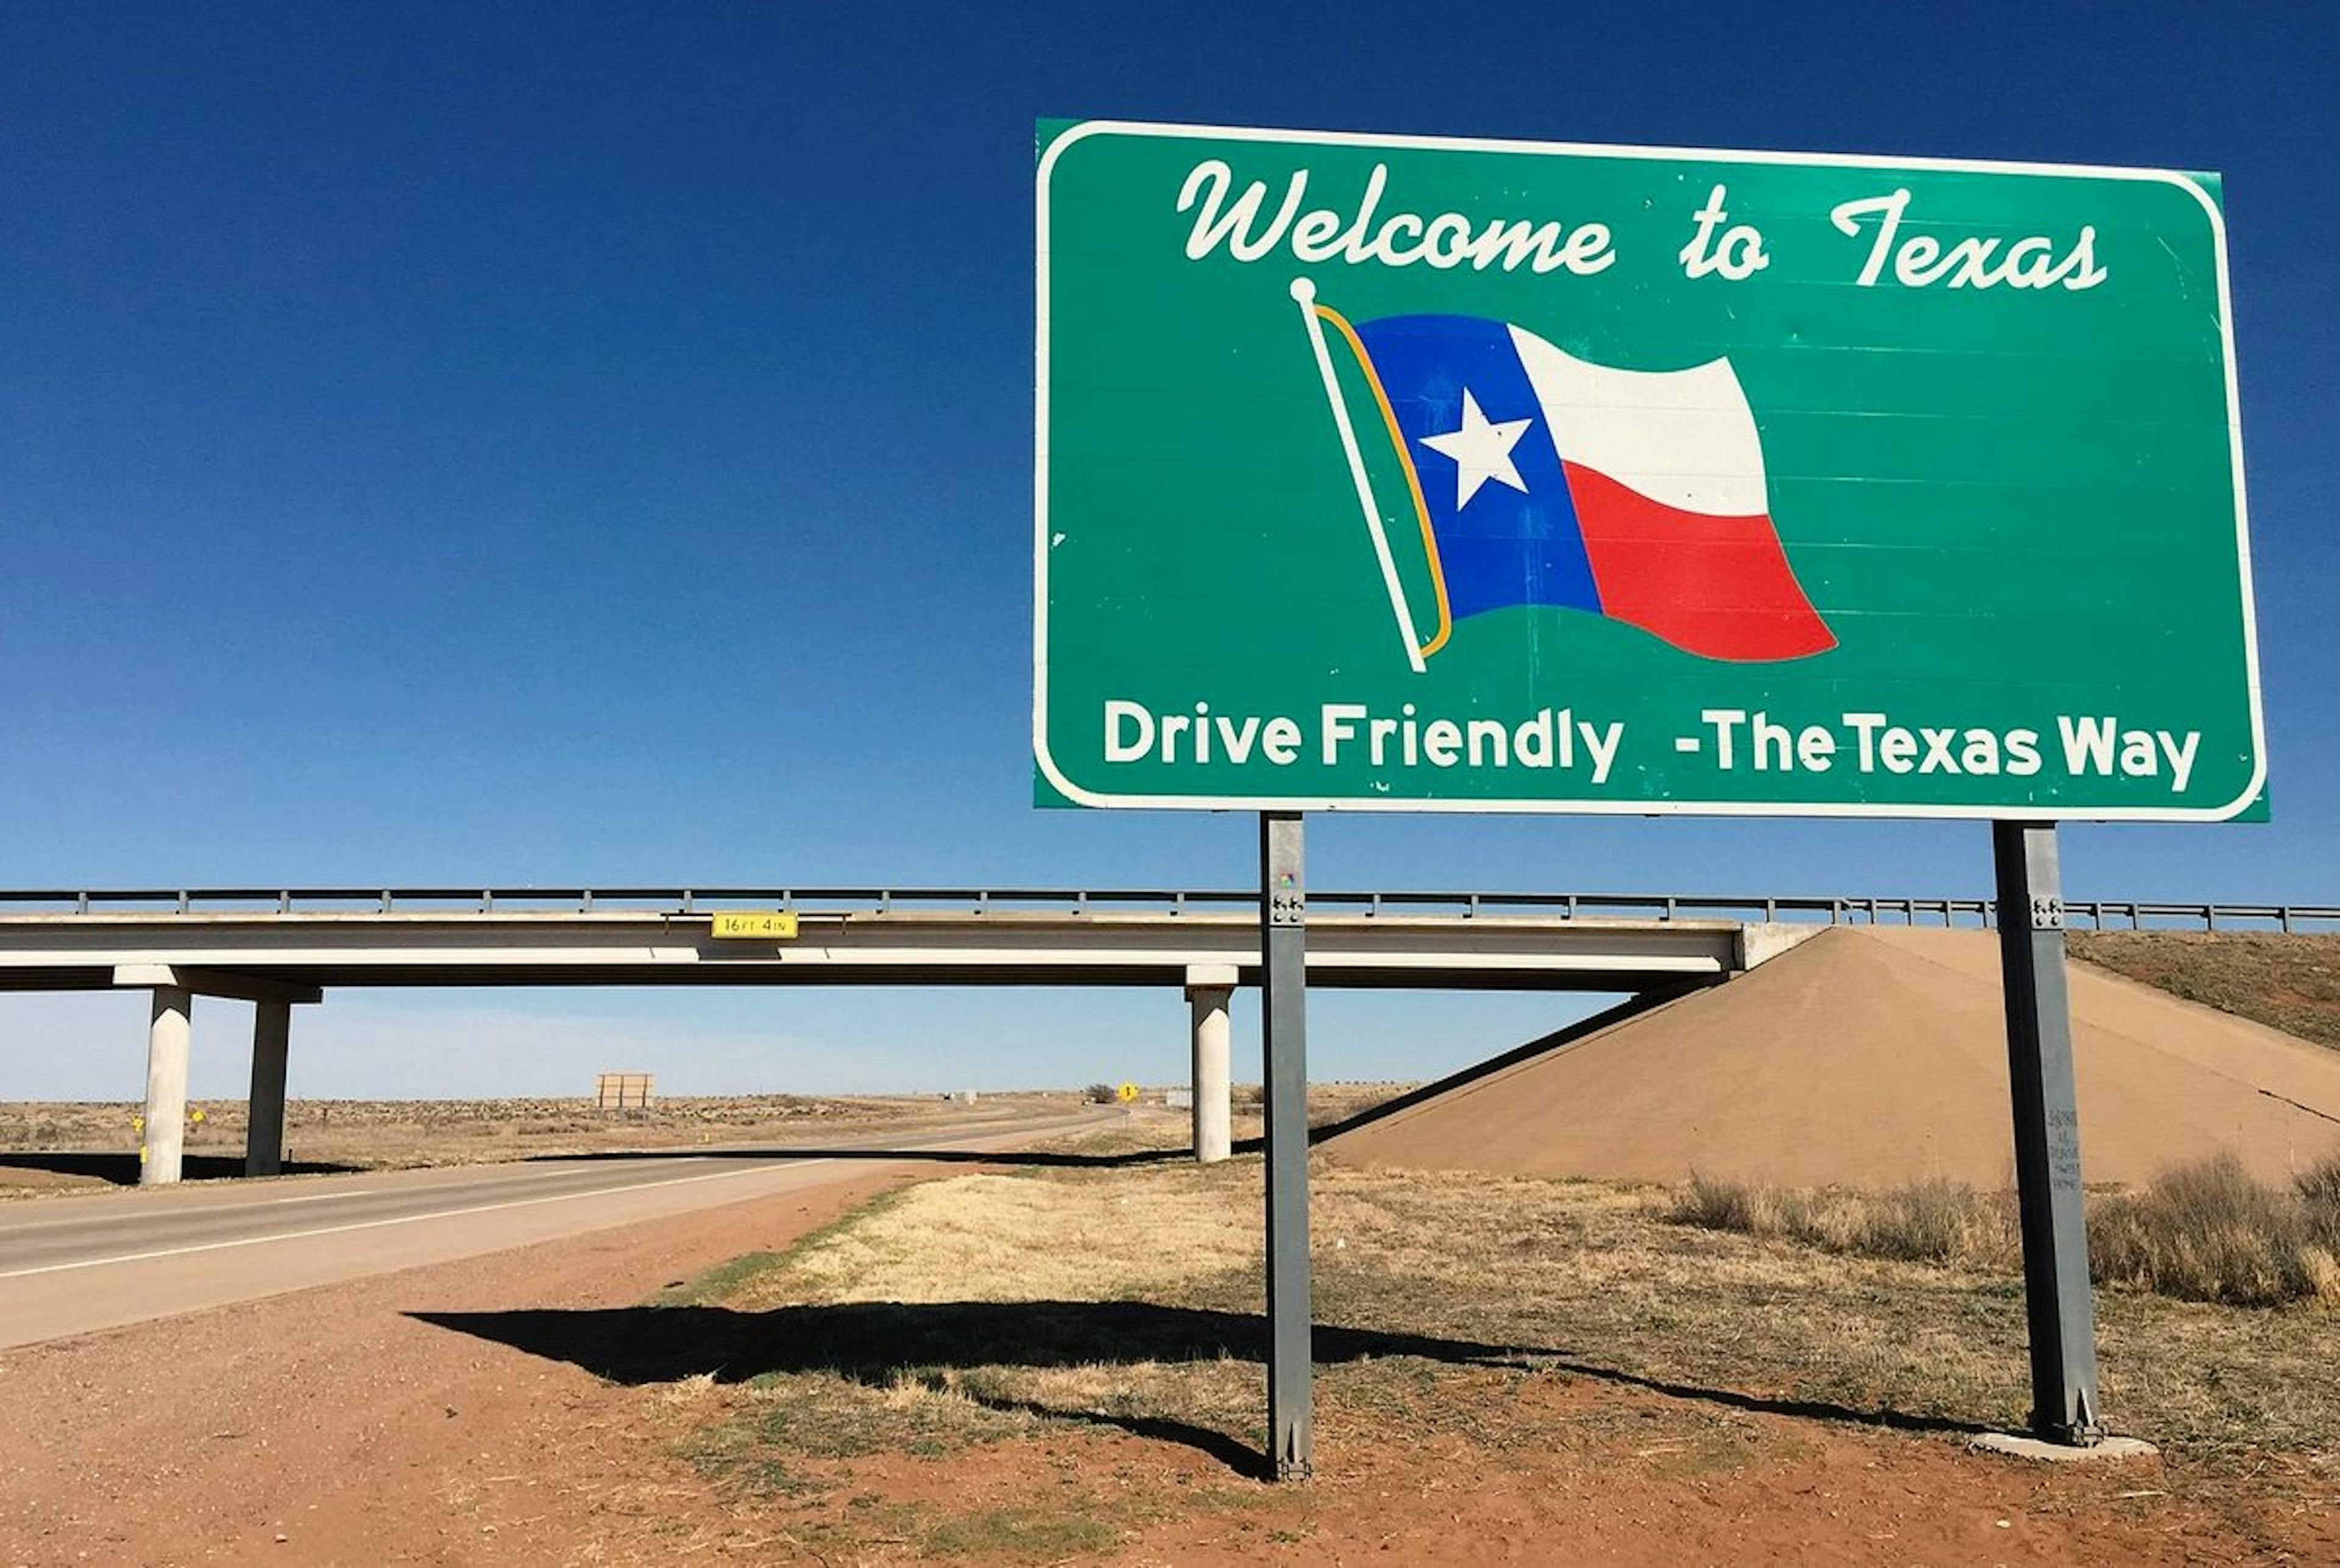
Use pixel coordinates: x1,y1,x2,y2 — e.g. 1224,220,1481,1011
1326,926,2340,1188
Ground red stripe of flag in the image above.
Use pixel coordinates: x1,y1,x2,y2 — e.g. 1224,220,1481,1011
1563,462,1836,662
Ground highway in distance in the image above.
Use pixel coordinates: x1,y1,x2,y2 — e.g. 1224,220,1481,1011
0,1107,1116,1349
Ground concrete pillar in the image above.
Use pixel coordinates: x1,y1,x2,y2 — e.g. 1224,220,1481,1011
246,997,292,1177
142,986,193,1187
1186,965,1236,1164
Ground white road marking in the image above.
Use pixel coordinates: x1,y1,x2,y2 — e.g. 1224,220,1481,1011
0,1158,833,1280
261,1165,583,1202
0,1161,614,1235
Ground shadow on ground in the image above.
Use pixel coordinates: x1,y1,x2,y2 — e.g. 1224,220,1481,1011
523,1145,1203,1169
0,1151,361,1185
411,1298,1988,1477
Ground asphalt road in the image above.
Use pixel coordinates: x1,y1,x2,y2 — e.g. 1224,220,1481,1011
0,1108,1123,1349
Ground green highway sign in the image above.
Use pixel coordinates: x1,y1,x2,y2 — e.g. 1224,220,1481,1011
1034,121,2262,820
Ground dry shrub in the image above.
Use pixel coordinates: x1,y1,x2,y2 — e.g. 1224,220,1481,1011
2089,1153,2339,1308
1676,1171,1764,1233
1676,1155,2340,1307
2293,1152,2340,1249
1857,1180,2001,1264
1674,1173,2004,1266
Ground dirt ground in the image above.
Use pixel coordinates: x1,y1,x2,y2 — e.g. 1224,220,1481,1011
0,1166,915,1566
5,1148,2335,1566
2071,930,2340,1052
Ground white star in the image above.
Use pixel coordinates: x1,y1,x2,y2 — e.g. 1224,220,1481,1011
1419,390,1532,510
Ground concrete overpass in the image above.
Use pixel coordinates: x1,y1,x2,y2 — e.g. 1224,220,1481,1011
6,887,2332,1185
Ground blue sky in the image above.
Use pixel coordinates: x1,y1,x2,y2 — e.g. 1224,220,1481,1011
2,1,2333,1099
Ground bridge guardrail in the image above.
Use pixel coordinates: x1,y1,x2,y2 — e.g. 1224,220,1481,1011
0,889,2333,934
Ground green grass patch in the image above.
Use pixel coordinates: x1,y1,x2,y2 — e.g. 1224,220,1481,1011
676,1419,826,1500
920,1507,1119,1559
650,1185,920,1310
654,1249,786,1307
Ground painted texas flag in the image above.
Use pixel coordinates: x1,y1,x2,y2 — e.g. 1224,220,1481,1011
1308,293,1835,665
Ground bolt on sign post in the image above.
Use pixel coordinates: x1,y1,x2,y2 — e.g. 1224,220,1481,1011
1034,120,2262,1467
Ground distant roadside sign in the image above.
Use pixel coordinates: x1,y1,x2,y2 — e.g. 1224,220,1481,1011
1035,121,2261,820
594,1072,654,1111
1118,1082,1141,1104
709,912,800,940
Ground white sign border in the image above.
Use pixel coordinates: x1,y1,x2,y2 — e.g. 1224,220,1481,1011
1033,119,2264,821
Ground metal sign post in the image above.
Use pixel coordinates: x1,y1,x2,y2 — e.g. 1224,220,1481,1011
1260,810,1314,1480
1992,821,2105,1444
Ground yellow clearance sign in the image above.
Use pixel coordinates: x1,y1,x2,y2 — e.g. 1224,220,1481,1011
708,912,801,940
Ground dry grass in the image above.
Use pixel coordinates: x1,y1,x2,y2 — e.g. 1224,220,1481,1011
1292,1080,1416,1129
1675,1173,2020,1268
730,1166,1261,1310
2071,931,2340,1051
658,1152,2340,1492
1677,1155,2340,1310
623,1153,2340,1559
2093,1154,2340,1307
1024,1082,1414,1163
1024,1109,1211,1160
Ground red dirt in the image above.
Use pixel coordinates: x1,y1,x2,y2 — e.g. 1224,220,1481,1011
0,1171,907,1565
2,1160,2330,1564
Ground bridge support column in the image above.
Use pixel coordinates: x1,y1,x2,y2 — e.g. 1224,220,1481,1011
142,987,193,1187
246,998,293,1177
115,967,322,1185
1185,965,1236,1164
